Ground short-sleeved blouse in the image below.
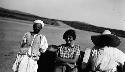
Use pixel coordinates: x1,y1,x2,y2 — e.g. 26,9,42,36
57,44,80,59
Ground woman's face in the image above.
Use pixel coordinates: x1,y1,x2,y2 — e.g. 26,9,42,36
33,23,42,34
65,35,74,44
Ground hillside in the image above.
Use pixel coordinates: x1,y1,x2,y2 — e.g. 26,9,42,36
0,7,125,37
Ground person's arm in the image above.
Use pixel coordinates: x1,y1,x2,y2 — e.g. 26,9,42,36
20,32,28,47
81,48,91,69
39,35,48,53
82,48,91,63
19,32,29,54
57,54,79,63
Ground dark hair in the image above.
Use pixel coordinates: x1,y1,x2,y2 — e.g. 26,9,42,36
63,29,76,40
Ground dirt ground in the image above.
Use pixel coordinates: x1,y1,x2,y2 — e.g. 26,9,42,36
0,17,125,72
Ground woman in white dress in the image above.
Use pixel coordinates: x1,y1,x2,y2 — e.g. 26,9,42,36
12,20,48,72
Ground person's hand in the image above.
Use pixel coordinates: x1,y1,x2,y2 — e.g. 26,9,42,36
55,57,64,63
19,48,28,55
32,56,40,61
39,48,44,53
56,57,60,61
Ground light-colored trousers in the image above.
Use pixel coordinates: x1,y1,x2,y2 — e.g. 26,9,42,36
13,55,38,72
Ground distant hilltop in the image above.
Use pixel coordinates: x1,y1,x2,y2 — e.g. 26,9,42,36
0,7,59,26
0,7,125,38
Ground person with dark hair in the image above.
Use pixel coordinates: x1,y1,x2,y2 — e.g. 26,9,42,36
82,30,125,72
55,29,80,72
76,51,85,72
38,45,58,72
12,20,48,72
63,29,76,40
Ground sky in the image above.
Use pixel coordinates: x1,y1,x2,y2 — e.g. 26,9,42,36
0,0,125,31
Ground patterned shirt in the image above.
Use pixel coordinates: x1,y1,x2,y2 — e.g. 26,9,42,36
83,46,125,72
57,44,80,59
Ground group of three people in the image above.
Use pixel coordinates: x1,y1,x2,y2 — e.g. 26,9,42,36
12,20,125,72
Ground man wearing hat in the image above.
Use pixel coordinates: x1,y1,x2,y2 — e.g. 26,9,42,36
82,30,125,72
12,20,48,72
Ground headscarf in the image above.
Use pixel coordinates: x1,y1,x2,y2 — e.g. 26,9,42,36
34,20,44,27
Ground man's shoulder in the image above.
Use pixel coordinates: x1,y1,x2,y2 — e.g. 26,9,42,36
38,34,46,38
38,34,44,36
104,47,123,55
105,47,119,51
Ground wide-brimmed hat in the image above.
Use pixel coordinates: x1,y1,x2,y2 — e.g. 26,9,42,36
91,30,121,47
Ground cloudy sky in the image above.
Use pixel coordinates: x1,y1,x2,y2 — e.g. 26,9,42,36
0,0,125,30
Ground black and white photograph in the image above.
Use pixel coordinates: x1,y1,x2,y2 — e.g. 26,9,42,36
0,0,125,72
